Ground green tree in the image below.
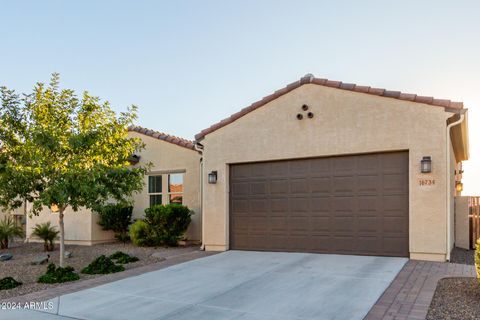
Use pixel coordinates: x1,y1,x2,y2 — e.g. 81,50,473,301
0,74,147,266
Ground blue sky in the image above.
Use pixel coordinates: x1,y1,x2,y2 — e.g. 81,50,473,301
1,0,479,194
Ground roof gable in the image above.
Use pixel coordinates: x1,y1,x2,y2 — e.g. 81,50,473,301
195,74,464,141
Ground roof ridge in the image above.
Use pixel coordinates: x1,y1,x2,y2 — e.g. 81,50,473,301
195,74,464,141
128,125,195,150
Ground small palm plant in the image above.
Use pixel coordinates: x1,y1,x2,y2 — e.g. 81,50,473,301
32,222,59,252
0,216,23,249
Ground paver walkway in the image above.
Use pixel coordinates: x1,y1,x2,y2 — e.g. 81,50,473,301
365,260,476,320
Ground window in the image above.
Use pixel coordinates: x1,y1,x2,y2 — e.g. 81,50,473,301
148,175,162,206
168,173,184,204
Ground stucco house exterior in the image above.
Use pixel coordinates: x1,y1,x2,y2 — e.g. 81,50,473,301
196,74,469,262
26,127,202,245
25,74,469,262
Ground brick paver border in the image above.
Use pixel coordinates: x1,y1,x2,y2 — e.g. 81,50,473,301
1,249,217,304
365,260,476,320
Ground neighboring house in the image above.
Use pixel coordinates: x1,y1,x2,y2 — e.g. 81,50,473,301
196,74,469,262
26,127,201,245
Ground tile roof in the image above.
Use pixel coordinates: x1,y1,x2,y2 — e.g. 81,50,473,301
195,74,464,141
128,126,195,150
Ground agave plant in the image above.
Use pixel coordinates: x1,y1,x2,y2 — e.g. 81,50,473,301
0,216,23,249
32,222,59,251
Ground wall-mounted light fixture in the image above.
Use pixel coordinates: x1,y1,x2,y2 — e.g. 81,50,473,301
420,156,432,173
50,204,60,213
456,181,463,192
208,171,218,184
128,154,141,165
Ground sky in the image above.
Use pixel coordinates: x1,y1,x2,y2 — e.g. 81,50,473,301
0,0,479,195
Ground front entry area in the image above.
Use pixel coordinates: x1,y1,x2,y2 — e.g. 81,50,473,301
229,151,409,257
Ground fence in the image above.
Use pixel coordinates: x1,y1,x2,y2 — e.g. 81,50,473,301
469,196,480,249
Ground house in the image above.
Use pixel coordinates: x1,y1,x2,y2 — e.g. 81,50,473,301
26,74,469,262
196,74,469,262
26,127,202,245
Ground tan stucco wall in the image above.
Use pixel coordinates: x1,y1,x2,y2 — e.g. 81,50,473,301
129,132,202,241
201,84,457,260
26,131,201,245
455,196,470,250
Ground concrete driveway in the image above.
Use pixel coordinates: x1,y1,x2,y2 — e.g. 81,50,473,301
1,251,407,320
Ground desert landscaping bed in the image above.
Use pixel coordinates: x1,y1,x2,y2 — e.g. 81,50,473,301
426,248,477,319
427,277,480,320
0,240,199,300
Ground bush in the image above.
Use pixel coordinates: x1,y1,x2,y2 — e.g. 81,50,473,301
96,204,133,244
0,216,23,249
31,222,59,251
0,277,22,290
37,263,80,284
144,204,192,246
81,255,125,274
129,220,152,247
475,239,480,284
109,251,139,264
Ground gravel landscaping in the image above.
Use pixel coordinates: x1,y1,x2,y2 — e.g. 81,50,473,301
450,247,474,265
427,277,480,320
0,239,199,300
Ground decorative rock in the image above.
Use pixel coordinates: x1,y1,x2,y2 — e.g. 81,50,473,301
0,253,13,261
31,254,49,265
64,251,72,258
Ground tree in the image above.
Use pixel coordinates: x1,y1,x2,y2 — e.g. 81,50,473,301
0,74,147,266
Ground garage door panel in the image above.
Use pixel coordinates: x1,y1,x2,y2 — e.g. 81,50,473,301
271,179,289,194
290,178,309,193
230,151,409,257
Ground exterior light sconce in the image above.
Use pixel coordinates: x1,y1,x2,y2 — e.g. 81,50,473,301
128,154,140,165
420,156,432,173
50,204,60,213
208,171,218,184
456,181,463,192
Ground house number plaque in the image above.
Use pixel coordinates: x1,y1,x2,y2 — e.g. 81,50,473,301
418,179,435,186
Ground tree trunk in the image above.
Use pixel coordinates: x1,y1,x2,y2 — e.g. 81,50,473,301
59,209,65,267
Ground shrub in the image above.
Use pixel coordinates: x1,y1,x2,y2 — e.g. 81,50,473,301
129,220,152,247
37,263,80,284
96,204,133,244
0,277,22,290
0,216,23,249
144,204,192,246
475,239,480,284
109,251,139,264
81,255,125,274
31,222,59,251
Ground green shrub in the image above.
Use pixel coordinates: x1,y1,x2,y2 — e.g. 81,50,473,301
96,204,133,244
0,277,22,290
0,216,23,249
31,222,59,251
37,263,80,284
475,239,480,284
81,255,125,274
109,251,139,264
143,204,192,246
129,220,152,247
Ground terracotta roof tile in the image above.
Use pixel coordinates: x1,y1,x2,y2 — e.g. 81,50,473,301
128,126,195,150
195,75,464,141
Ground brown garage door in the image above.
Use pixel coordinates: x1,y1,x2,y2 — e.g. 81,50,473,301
229,151,409,257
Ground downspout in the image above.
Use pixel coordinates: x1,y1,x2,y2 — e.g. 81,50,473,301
446,113,465,261
194,143,205,250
